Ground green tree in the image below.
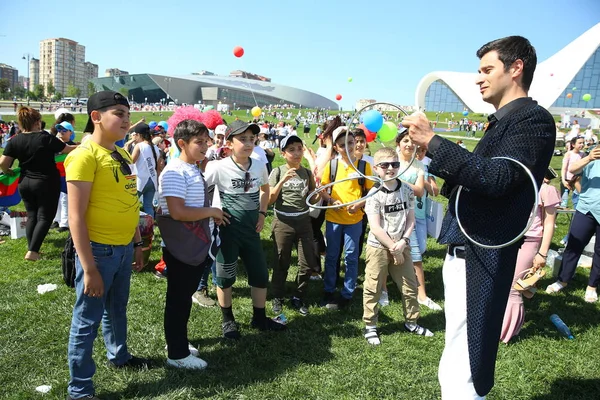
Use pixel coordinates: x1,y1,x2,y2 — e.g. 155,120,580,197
54,92,63,101
46,79,55,97
0,78,9,97
66,83,81,98
87,81,96,97
118,87,129,97
12,85,26,99
33,84,45,100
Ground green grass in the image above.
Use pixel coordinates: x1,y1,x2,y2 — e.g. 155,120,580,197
1,112,598,399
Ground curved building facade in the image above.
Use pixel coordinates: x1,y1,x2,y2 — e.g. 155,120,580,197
415,23,600,114
90,73,338,110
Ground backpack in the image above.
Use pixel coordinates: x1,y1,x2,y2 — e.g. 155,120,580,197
329,158,367,195
62,234,76,288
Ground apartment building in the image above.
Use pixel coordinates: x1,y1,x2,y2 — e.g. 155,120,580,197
39,38,86,96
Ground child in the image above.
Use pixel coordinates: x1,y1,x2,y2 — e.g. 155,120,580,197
159,119,224,369
268,135,319,316
205,124,227,162
363,148,433,345
64,91,149,400
205,120,287,339
319,126,374,309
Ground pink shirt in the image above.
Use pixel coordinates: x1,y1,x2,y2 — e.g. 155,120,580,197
526,182,561,238
562,151,583,181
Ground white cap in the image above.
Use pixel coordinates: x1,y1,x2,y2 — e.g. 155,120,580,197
332,126,349,143
214,124,227,136
54,108,70,120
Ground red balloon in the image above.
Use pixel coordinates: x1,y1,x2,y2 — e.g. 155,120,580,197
335,94,342,101
358,123,377,142
233,46,244,58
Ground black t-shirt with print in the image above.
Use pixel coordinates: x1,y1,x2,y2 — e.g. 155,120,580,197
4,132,66,180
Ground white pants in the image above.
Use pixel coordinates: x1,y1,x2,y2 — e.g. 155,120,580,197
438,250,485,400
53,192,68,228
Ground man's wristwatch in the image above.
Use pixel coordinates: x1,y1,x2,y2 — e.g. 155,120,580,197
133,241,144,248
402,237,410,246
259,211,267,217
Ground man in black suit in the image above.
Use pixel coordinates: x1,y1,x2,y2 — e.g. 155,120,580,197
403,36,555,398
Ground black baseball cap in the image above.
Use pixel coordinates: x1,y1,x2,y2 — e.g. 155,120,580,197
84,90,130,133
134,123,150,136
280,135,303,150
225,120,260,140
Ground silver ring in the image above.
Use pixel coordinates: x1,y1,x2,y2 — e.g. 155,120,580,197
306,175,384,210
455,156,539,249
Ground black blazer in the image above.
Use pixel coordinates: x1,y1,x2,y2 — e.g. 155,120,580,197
427,97,556,396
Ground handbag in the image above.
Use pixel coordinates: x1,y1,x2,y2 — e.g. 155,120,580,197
156,178,212,266
426,198,444,239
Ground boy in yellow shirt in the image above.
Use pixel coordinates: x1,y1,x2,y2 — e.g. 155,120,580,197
319,126,373,309
65,91,149,400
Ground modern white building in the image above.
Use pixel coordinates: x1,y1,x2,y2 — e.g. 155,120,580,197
39,38,86,96
415,23,600,114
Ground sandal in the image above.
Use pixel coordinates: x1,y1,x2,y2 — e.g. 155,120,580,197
364,326,380,345
585,289,598,303
514,268,545,292
404,323,434,337
545,281,567,294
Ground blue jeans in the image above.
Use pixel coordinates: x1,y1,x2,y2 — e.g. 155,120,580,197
324,221,362,299
197,260,217,290
137,178,156,218
68,241,134,398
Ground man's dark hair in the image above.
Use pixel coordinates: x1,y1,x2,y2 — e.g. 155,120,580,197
476,36,537,91
173,120,209,151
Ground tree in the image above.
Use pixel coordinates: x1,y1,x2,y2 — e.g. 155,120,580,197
87,82,96,97
66,83,81,98
0,78,9,97
46,79,55,97
54,92,63,101
118,87,129,97
12,85,26,99
33,84,45,100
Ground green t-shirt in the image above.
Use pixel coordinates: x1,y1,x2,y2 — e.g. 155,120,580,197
268,165,314,216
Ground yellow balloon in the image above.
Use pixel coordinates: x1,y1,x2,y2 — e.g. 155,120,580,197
251,106,262,117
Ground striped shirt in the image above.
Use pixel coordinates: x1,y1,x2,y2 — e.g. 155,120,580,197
159,158,205,213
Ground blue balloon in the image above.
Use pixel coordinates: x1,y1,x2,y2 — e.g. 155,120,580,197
362,110,384,132
462,111,469,116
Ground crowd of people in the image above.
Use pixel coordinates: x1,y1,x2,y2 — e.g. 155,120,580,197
1,36,600,400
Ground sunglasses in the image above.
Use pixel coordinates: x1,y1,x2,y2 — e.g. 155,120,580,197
377,161,401,169
56,125,69,133
244,171,251,192
110,151,132,176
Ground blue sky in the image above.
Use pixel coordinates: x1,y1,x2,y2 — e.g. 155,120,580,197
2,0,599,108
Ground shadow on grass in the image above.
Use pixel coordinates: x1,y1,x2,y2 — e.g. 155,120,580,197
530,378,600,400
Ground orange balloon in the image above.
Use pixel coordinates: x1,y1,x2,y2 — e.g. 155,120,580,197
233,46,244,58
567,93,573,98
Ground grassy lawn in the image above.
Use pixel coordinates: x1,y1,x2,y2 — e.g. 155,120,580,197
1,111,598,399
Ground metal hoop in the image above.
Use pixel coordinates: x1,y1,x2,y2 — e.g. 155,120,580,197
344,102,416,183
455,157,539,250
306,175,384,210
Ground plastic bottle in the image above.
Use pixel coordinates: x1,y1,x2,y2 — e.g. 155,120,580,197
560,190,569,208
550,314,574,339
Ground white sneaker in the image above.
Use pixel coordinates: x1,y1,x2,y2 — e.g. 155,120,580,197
378,290,390,307
166,354,208,370
418,296,442,311
164,342,199,357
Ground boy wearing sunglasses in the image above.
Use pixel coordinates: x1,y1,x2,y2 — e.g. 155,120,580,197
362,147,433,346
205,120,287,340
64,91,149,400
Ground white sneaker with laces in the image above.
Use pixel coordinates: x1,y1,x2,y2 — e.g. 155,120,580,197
166,354,208,370
165,342,199,357
418,296,442,311
378,290,390,307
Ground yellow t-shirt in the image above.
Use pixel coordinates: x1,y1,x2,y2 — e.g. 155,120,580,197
321,159,373,225
65,140,139,245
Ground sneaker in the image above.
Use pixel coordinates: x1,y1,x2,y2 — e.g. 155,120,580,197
418,297,442,311
67,396,101,400
50,221,59,229
320,292,338,310
290,298,309,316
309,271,322,281
57,226,70,233
251,317,288,332
560,239,567,246
164,342,199,357
404,323,434,337
108,355,151,370
166,354,208,370
379,290,390,307
222,320,241,340
272,297,284,314
192,288,216,307
153,270,167,279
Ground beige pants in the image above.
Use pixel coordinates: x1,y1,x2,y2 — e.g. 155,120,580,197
363,245,420,325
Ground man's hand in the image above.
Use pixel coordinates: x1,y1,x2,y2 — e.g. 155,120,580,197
402,112,435,148
132,247,145,272
83,268,104,297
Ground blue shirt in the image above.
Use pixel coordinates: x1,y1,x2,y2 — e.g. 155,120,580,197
576,159,600,223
